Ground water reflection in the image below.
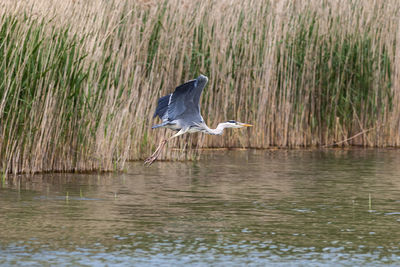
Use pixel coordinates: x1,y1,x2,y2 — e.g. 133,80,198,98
1,149,400,265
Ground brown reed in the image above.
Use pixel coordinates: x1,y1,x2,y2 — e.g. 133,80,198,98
0,0,399,174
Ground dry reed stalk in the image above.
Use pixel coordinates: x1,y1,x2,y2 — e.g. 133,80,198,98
0,0,399,175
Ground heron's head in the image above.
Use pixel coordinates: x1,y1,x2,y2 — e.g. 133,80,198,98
224,120,253,128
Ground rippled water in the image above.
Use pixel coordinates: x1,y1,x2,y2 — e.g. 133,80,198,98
1,149,400,266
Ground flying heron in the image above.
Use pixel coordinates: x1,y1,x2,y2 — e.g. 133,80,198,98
144,74,252,165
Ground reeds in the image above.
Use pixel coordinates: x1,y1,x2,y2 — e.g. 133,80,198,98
1,0,400,174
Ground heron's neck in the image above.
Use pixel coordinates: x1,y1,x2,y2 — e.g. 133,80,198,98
205,122,230,135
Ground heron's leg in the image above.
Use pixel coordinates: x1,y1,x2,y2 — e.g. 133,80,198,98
144,139,168,166
168,128,188,140
144,128,188,166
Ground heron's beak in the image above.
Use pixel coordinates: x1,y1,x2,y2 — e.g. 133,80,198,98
239,123,253,127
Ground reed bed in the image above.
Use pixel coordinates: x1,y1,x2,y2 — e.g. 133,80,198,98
1,0,399,174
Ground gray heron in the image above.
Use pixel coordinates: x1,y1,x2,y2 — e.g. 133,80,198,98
144,74,252,165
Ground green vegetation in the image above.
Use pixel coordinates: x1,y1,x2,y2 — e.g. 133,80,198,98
1,0,399,174
0,13,128,174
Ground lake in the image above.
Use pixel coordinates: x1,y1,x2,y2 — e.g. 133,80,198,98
1,149,399,266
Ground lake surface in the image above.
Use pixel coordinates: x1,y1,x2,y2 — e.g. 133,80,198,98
1,149,400,266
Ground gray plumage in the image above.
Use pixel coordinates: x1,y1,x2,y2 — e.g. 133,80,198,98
145,74,252,165
152,74,208,132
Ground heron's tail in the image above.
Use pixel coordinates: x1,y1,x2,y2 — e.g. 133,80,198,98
151,122,168,129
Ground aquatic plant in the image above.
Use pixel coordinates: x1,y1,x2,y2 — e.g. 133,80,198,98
1,0,399,174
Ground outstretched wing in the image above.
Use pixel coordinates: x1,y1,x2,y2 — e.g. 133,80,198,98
153,75,208,123
168,75,208,121
153,94,171,119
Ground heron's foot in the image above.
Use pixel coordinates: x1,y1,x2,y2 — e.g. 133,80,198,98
144,151,160,166
144,140,167,166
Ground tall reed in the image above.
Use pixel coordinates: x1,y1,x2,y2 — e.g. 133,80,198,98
1,0,399,174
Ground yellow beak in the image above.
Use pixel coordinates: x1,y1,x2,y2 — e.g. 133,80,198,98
240,123,253,127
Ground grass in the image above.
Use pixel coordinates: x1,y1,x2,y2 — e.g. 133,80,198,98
1,0,400,174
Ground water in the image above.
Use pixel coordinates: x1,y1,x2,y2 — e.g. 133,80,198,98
1,149,400,266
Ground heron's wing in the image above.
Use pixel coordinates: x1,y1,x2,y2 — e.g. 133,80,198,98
167,75,208,122
192,75,208,111
153,94,171,119
167,79,196,119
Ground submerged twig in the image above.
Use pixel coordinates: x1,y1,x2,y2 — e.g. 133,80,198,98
322,126,381,148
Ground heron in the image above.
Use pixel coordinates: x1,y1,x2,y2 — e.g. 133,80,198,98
144,74,252,165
